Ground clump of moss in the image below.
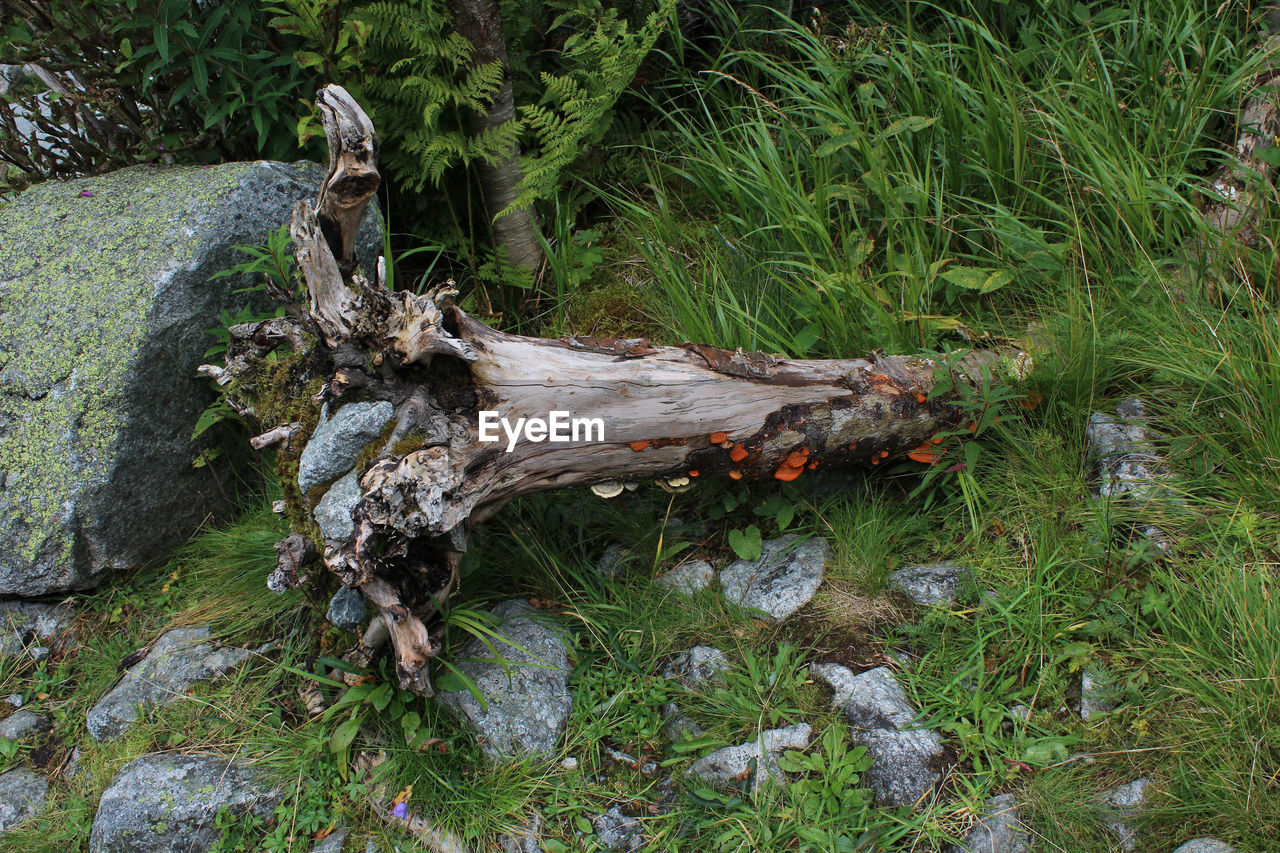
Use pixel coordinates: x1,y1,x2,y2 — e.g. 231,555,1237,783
561,280,654,339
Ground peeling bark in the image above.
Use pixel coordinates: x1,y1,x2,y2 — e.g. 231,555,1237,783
225,85,1022,695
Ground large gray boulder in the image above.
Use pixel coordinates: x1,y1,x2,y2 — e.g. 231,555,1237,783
87,626,251,741
439,600,572,759
0,161,381,596
89,752,281,852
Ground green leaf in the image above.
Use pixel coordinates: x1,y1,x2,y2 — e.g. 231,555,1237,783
727,525,762,561
153,24,170,61
191,54,208,96
939,266,1015,294
880,115,938,138
369,682,394,712
330,716,361,757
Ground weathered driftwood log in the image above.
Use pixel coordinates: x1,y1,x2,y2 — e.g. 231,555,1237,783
213,85,1024,697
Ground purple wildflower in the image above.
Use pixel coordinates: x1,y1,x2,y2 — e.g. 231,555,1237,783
391,801,409,820
78,190,93,198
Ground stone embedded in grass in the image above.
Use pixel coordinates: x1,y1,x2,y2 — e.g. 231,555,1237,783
719,534,828,622
686,723,813,793
1099,777,1151,852
661,646,730,689
0,162,381,597
813,664,945,808
590,805,645,852
0,767,47,833
1170,840,1238,853
661,702,704,742
595,542,629,578
658,558,715,594
0,601,73,658
887,563,970,607
86,626,251,741
309,826,349,853
314,469,362,542
438,600,571,760
497,812,542,853
1087,397,1181,553
297,400,395,494
88,752,281,853
946,793,1031,853
0,710,49,741
326,585,366,632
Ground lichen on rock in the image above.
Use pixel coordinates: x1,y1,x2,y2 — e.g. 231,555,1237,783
0,160,381,596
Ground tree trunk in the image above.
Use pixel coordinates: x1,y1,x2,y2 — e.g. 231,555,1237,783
448,0,545,274
215,85,1020,696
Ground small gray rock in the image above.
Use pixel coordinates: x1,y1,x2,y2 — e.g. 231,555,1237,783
1170,840,1237,853
1100,777,1150,852
89,752,281,852
0,710,49,741
591,805,644,852
1087,400,1180,553
658,558,715,594
720,534,828,621
298,401,394,494
314,469,362,541
811,662,859,708
0,601,73,657
498,812,542,853
661,646,730,689
661,702,704,742
596,543,629,578
3,695,19,708
311,827,349,853
947,793,1030,853
87,626,251,741
858,727,946,807
1080,665,1118,721
840,666,919,731
687,723,812,793
822,666,944,808
439,600,571,759
0,767,47,832
887,563,968,607
326,586,366,632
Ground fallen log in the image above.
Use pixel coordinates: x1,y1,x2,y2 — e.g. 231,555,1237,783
213,84,1026,696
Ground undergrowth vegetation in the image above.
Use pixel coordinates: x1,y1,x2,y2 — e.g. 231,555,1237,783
2,0,1279,850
